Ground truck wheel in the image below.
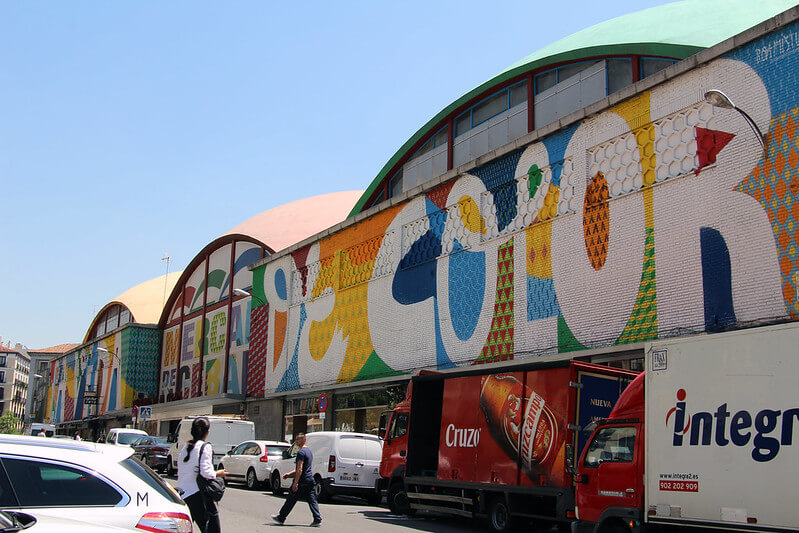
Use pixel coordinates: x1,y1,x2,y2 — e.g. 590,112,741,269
246,468,259,490
271,472,284,495
387,483,414,515
364,492,381,506
487,497,512,533
601,522,631,533
166,457,175,477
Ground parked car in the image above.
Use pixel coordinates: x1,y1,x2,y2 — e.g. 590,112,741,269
105,427,147,446
271,431,382,505
130,435,171,473
0,509,136,532
0,434,191,532
166,416,255,476
219,440,290,490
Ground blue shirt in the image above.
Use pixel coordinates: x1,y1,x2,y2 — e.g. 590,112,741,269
296,446,314,482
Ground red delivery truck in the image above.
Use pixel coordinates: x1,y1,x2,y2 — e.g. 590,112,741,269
573,323,799,533
379,360,637,531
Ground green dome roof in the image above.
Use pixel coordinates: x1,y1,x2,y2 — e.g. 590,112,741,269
349,0,797,217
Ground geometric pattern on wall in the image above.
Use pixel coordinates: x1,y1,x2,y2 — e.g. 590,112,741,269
583,172,610,270
121,327,161,399
247,304,269,397
736,108,799,317
475,238,514,364
615,225,658,343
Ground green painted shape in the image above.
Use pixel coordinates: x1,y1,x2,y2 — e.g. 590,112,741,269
354,351,402,381
558,314,587,353
207,269,226,290
347,0,795,218
252,265,268,310
528,164,543,199
616,228,658,345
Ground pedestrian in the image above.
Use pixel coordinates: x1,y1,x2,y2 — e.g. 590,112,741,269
177,417,226,533
272,433,322,527
73,432,81,441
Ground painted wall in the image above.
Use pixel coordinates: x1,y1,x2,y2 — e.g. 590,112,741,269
46,326,161,423
158,239,261,402
249,21,799,394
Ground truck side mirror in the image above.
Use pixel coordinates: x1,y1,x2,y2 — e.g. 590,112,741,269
377,428,386,439
565,444,576,474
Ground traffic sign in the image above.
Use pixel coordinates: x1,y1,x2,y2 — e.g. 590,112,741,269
131,405,139,418
139,406,152,420
318,393,328,413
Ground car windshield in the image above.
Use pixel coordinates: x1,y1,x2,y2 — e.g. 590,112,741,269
117,433,146,445
120,458,184,504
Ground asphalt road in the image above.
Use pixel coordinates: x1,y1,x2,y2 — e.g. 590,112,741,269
214,482,489,532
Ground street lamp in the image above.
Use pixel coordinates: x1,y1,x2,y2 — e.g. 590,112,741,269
704,90,767,155
233,288,267,307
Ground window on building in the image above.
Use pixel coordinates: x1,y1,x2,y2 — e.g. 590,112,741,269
0,356,5,367
389,170,404,199
0,372,4,384
454,81,528,137
640,57,677,79
607,58,633,94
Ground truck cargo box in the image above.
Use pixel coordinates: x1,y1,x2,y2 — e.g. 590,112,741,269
645,323,799,530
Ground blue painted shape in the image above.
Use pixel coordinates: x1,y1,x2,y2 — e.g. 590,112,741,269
541,123,579,185
470,150,523,232
275,268,287,301
75,371,86,419
393,230,441,304
448,240,485,341
727,21,799,117
227,353,240,394
527,276,560,320
434,303,454,369
219,247,263,298
276,305,306,392
109,369,118,411
56,390,62,423
700,227,737,332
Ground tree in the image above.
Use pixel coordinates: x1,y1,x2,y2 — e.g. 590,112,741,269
0,412,22,434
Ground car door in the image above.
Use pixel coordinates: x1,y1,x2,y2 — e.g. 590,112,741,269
225,443,248,479
241,442,261,478
1,456,130,529
279,444,300,490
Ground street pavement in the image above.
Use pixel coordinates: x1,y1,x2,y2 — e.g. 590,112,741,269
213,482,488,532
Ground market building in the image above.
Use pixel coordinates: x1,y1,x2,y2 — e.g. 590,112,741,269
246,0,799,440
44,0,799,444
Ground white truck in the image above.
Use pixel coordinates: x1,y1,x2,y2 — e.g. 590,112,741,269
574,323,799,532
166,415,255,475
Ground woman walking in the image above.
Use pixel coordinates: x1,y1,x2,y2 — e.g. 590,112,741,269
177,417,227,533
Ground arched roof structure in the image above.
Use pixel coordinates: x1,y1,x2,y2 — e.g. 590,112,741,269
84,271,183,343
349,0,797,216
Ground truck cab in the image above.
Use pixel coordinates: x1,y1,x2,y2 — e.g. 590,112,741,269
574,372,645,533
377,391,412,514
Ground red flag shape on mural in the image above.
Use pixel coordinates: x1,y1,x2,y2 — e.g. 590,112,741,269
695,127,735,175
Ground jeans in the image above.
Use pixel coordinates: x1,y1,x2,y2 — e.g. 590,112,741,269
277,480,322,523
184,491,221,533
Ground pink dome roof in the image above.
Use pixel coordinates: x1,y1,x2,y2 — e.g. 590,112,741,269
224,191,363,253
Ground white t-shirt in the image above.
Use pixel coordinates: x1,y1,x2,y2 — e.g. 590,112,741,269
176,440,216,499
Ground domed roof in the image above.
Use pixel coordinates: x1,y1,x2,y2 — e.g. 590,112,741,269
349,0,796,217
84,271,183,342
224,190,363,253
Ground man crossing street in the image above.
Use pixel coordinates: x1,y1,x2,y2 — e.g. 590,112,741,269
272,433,322,527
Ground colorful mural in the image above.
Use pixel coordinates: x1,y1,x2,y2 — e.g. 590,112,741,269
46,326,161,423
158,239,260,401
250,22,799,394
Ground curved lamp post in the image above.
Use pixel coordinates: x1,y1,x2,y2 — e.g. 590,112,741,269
233,288,267,307
704,90,767,155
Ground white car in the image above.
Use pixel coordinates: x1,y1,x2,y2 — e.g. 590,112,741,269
219,440,290,490
0,435,191,532
270,432,382,505
105,428,148,446
0,510,135,531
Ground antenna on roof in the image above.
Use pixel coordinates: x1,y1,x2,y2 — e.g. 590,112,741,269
161,253,172,308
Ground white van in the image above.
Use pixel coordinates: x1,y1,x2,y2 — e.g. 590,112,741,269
105,428,147,446
270,431,382,505
29,423,55,437
166,416,255,475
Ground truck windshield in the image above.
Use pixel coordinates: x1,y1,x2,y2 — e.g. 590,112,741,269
583,426,636,468
389,413,409,439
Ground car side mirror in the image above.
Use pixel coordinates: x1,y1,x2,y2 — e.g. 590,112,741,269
282,450,290,459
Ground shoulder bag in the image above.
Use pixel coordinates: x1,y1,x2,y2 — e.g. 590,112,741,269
196,442,225,502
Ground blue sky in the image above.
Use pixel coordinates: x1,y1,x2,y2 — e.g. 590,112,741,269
0,0,672,349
